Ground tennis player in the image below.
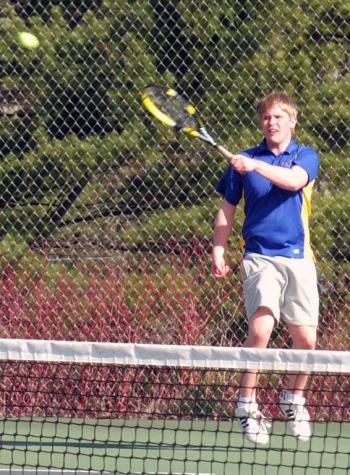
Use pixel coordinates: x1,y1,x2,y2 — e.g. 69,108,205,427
211,92,319,444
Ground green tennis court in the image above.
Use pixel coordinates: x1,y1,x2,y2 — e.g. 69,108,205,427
1,418,349,475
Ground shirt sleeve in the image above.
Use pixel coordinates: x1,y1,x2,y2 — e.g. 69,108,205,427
293,146,319,182
216,165,243,205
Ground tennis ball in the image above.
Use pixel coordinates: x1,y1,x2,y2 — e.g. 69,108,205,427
17,32,40,50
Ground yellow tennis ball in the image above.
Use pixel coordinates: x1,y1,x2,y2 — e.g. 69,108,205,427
17,32,40,50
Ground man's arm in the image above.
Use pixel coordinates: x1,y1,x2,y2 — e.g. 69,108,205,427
212,199,236,278
250,160,308,191
226,154,308,191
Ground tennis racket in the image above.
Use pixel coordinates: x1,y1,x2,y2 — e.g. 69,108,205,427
141,85,233,160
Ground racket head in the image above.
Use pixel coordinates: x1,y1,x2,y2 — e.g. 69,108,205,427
141,85,201,138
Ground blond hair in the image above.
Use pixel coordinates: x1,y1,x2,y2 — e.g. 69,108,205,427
256,92,298,122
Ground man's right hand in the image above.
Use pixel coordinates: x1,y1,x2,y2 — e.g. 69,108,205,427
211,247,231,278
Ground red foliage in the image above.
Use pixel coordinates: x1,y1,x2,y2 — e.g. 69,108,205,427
0,251,220,344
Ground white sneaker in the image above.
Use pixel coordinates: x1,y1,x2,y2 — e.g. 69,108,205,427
279,395,311,441
235,402,271,445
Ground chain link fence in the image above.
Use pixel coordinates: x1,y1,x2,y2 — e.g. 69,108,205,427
0,1,349,349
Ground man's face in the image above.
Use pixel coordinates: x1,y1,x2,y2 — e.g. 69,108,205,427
260,105,296,147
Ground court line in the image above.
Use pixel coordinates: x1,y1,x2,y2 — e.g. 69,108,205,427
0,440,238,451
0,471,213,475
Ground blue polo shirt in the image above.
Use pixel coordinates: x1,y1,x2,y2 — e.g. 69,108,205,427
216,139,319,258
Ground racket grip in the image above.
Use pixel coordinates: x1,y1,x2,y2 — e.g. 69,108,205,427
216,144,235,160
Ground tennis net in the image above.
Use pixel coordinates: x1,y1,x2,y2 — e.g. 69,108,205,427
0,339,349,475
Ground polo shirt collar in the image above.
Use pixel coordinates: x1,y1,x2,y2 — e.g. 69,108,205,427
257,138,298,155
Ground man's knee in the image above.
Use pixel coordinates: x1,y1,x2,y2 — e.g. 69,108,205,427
289,325,317,350
246,307,275,347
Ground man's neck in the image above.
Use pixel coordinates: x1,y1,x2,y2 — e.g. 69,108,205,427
266,137,292,156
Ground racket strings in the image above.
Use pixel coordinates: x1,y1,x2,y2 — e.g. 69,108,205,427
146,88,199,131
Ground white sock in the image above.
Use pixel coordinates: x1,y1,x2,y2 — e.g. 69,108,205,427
237,396,256,408
281,391,305,405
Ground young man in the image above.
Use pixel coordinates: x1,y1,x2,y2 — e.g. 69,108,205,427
211,92,319,445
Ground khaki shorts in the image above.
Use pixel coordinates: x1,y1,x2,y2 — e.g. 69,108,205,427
240,253,319,326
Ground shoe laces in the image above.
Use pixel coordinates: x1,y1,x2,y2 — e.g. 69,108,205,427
245,407,272,432
282,402,310,422
293,404,310,421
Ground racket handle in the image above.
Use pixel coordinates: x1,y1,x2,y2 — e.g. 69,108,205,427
216,144,236,160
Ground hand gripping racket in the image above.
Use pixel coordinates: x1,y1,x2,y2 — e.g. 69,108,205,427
141,85,233,160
